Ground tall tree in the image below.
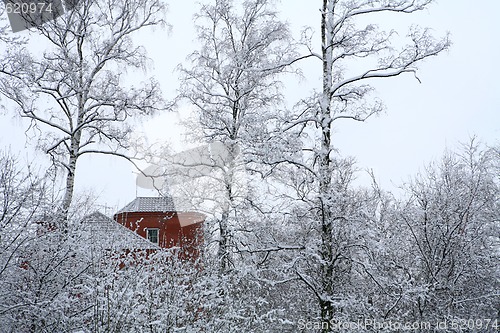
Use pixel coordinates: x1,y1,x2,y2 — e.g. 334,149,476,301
175,0,300,330
279,1,451,330
178,0,294,273
0,0,167,225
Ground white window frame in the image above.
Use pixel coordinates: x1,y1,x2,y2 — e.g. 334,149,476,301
146,228,159,245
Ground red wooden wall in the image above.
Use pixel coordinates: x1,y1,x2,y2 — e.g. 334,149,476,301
113,211,204,260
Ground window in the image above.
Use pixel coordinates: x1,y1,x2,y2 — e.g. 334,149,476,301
146,228,159,245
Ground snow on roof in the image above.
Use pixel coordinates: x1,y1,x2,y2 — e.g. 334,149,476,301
116,196,176,214
114,197,206,228
78,212,160,250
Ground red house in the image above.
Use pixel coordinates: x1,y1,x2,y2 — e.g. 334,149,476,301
113,197,205,260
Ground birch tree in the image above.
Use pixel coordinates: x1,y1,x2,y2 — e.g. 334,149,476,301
178,0,294,273
0,0,167,226
279,1,451,330
174,0,300,330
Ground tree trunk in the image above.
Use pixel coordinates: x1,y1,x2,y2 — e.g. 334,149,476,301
60,123,82,230
61,153,78,225
218,211,230,273
319,1,335,330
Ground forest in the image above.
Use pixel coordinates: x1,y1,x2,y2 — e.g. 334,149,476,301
0,0,498,332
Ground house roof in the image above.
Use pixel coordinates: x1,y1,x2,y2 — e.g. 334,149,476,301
116,196,176,214
115,196,206,228
78,211,160,250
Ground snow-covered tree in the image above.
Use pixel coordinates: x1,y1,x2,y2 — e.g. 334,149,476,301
0,152,47,329
0,157,203,331
178,0,295,273
398,140,499,322
0,150,86,331
0,0,167,224
341,140,499,328
276,0,451,330
83,248,204,333
173,0,303,330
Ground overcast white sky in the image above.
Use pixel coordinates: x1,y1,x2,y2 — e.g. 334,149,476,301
1,1,499,212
